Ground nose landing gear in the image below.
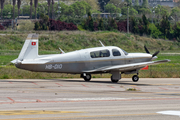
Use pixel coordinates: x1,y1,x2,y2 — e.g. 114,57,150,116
132,73,139,82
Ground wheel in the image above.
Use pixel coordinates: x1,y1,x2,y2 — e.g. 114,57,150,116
83,74,91,81
132,75,139,82
111,76,119,83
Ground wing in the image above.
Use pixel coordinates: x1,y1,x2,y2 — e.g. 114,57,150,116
83,59,170,73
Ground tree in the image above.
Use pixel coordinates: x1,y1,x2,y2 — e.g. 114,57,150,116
108,0,123,7
88,12,94,31
129,7,138,16
71,1,86,17
174,22,180,41
170,7,180,25
82,11,94,31
142,0,148,8
30,0,33,19
47,0,51,18
34,0,38,19
0,0,5,21
98,18,105,30
52,0,54,19
83,0,99,12
108,18,117,30
131,17,139,34
3,4,13,18
148,23,161,38
104,3,121,13
142,14,149,34
134,0,139,6
138,8,151,15
98,0,110,12
159,15,170,39
17,0,21,19
121,7,138,16
13,0,16,19
22,4,35,16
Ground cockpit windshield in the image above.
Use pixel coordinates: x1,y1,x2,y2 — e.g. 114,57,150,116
121,49,128,55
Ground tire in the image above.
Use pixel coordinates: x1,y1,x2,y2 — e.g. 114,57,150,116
84,74,91,81
132,75,139,82
111,76,119,83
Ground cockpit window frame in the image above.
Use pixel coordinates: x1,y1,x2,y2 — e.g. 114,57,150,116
90,49,110,58
121,49,128,55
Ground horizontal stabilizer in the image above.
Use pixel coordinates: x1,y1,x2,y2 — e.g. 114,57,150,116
21,59,52,64
11,59,17,64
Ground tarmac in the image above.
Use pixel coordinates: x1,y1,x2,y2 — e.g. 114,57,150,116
0,78,180,120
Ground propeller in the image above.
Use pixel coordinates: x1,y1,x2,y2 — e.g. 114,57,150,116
144,46,160,58
152,51,160,57
144,46,150,54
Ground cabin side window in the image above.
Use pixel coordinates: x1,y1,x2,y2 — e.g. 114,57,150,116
90,49,110,58
112,49,121,56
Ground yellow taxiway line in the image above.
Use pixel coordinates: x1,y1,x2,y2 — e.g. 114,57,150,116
1,112,158,120
0,110,82,116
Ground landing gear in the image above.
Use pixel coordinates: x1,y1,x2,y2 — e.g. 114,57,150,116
132,75,139,82
111,76,119,83
81,73,91,81
110,71,121,83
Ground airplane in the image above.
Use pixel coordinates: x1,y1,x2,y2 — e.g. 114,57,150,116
11,34,170,83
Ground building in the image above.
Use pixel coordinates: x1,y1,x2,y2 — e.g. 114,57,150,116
131,0,176,7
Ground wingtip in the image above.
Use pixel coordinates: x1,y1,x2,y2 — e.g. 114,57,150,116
166,59,171,62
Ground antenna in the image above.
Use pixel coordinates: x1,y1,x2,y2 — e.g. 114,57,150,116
99,40,105,47
59,48,65,54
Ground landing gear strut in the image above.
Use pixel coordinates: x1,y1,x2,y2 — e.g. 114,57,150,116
81,73,91,81
132,74,139,82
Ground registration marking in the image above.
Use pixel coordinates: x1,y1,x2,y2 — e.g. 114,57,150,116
45,64,62,70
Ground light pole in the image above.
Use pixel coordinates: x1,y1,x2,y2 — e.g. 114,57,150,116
124,3,131,33
149,2,157,24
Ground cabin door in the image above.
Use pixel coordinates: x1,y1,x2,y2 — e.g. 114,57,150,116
80,51,90,69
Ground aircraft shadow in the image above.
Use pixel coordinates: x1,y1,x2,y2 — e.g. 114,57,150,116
0,79,152,86
53,79,152,86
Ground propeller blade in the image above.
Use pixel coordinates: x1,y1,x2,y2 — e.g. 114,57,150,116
144,46,150,54
152,51,160,57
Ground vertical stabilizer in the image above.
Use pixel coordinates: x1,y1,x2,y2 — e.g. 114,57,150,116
18,34,39,61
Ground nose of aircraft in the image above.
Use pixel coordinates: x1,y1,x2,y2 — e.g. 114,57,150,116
144,46,159,60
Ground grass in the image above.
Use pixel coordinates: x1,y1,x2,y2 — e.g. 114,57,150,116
0,30,180,79
0,31,180,52
126,88,137,91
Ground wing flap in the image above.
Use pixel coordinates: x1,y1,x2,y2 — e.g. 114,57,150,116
83,59,170,73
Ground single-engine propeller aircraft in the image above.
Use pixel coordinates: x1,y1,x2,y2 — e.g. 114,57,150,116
11,34,170,83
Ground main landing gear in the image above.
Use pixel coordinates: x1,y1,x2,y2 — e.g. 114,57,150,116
111,76,119,83
81,73,91,82
111,71,121,83
132,73,139,82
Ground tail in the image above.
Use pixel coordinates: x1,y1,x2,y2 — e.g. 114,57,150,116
11,34,39,63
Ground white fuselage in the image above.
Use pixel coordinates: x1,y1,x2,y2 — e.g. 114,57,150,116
16,46,152,74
